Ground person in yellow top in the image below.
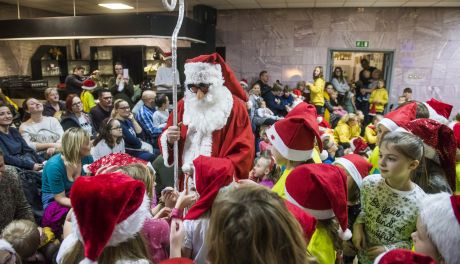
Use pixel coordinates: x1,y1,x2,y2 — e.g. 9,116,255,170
80,79,97,113
369,79,388,115
266,102,322,199
307,66,325,116
285,164,351,264
333,113,361,147
364,114,383,148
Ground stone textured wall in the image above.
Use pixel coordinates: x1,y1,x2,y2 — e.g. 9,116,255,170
216,8,460,113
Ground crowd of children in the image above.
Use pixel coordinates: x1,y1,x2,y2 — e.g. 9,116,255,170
0,61,460,264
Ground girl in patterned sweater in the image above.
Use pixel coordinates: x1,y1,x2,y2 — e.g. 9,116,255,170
352,131,426,264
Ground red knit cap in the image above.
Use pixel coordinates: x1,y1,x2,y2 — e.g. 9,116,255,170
285,164,351,240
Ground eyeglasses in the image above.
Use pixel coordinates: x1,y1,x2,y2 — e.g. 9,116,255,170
101,96,113,100
111,126,122,130
72,101,82,107
118,106,130,110
187,83,210,94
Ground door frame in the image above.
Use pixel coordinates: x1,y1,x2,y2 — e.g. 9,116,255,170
326,48,396,110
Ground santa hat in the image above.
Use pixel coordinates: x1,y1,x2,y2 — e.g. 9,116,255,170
239,79,249,90
453,123,460,149
0,239,16,264
374,249,437,264
379,102,417,131
350,137,369,155
70,172,150,264
285,164,351,240
418,193,460,264
334,154,372,189
184,156,234,220
159,258,195,264
424,98,452,125
163,52,172,60
184,53,247,101
87,153,148,175
403,118,457,191
284,200,317,240
267,103,322,161
82,79,97,91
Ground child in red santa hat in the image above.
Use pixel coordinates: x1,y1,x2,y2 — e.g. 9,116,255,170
285,163,351,264
334,154,372,264
56,172,151,264
373,249,437,264
268,102,323,198
353,131,427,264
411,193,460,264
398,118,456,193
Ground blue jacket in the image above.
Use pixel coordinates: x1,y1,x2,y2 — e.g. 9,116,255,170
120,119,142,150
0,127,44,170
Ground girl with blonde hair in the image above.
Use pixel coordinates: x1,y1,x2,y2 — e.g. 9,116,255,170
333,113,361,148
207,184,312,264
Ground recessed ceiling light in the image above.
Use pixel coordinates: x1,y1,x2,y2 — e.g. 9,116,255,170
98,3,134,10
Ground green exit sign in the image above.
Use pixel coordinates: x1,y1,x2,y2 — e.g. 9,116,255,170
356,40,369,48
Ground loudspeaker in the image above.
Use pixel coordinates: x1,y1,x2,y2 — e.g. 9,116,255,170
193,5,217,26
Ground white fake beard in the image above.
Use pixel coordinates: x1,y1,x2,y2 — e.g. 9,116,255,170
183,84,233,135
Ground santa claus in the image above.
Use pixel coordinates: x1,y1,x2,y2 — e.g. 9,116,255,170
159,53,254,190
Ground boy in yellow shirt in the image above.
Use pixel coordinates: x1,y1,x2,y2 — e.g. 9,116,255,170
364,114,383,148
369,79,388,115
80,79,97,113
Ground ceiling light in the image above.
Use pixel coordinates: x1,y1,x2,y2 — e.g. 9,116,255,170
98,3,134,10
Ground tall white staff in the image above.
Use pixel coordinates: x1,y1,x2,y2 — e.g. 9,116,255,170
162,0,184,190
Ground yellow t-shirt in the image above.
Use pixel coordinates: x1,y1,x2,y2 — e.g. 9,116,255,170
307,226,336,264
369,146,380,174
81,90,96,113
456,162,460,195
272,168,292,199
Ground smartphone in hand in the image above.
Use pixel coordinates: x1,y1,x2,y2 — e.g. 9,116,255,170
123,68,129,79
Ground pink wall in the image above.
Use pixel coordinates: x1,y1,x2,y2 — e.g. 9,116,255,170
216,8,460,115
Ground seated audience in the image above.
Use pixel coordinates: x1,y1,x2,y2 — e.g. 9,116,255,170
0,151,34,232
60,94,95,138
42,88,65,119
152,94,170,135
256,100,282,124
41,128,92,210
1,219,60,264
19,98,63,159
136,90,160,145
91,118,125,160
0,103,44,171
264,83,287,117
112,99,155,162
89,89,113,132
333,113,361,148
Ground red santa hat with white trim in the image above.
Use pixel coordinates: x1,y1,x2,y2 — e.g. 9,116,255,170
183,52,248,101
418,193,460,264
334,154,372,189
185,155,234,220
453,122,460,150
266,102,322,161
402,118,457,191
82,79,97,91
350,137,370,155
378,102,417,131
373,249,437,264
284,200,317,241
70,172,150,264
285,164,351,240
424,98,453,125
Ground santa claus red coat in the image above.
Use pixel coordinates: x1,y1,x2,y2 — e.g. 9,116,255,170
159,53,254,190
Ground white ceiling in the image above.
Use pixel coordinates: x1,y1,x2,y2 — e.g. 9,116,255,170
0,0,459,15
